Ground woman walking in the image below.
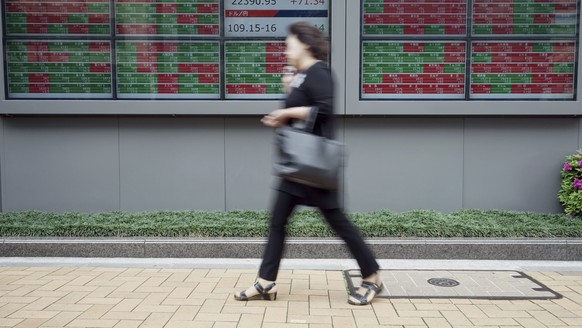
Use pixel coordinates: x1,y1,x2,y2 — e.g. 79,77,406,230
234,22,383,306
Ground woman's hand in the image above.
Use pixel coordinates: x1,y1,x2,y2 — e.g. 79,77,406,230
261,109,288,127
261,107,311,127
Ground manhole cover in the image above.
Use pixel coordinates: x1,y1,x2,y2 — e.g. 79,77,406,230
427,278,460,287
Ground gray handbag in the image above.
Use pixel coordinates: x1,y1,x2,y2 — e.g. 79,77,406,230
274,111,344,190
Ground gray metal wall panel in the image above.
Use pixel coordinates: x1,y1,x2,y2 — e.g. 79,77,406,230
1,117,581,214
2,117,119,212
224,118,273,211
119,118,224,212
464,118,579,212
343,118,464,213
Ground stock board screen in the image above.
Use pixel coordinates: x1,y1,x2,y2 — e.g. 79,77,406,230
361,0,579,101
225,41,286,99
3,0,327,100
362,0,468,36
470,41,576,99
2,1,579,102
224,0,329,37
4,0,110,35
472,0,578,36
115,0,220,36
6,40,112,98
116,41,220,99
362,41,466,99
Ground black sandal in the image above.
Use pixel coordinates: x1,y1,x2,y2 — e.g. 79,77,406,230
348,281,383,305
234,281,277,301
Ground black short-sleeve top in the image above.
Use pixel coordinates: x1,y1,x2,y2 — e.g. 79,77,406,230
275,61,340,209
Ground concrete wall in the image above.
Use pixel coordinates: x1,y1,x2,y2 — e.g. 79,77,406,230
0,116,578,213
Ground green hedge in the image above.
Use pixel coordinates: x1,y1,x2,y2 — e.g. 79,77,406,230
1,210,581,238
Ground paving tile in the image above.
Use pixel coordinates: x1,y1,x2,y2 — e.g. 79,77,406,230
221,305,265,314
470,318,520,326
261,323,308,328
422,317,452,328
328,290,354,309
332,316,358,328
0,266,581,328
111,320,141,328
8,310,59,319
456,304,488,318
309,308,356,317
192,283,219,294
139,293,167,305
393,303,416,312
66,319,119,327
237,313,265,327
308,324,333,328
198,299,225,313
192,312,240,322
51,292,90,306
352,308,379,327
107,292,149,299
287,315,332,324
77,297,123,305
139,312,172,328
40,311,81,327
0,296,39,304
109,299,142,312
12,318,49,328
395,310,442,318
5,285,38,297
164,320,210,328
166,287,193,299
169,305,199,321
376,317,426,326
134,286,174,294
76,304,115,319
101,311,150,320
309,295,330,309
527,310,567,325
132,304,178,313
85,287,117,298
562,317,582,325
162,298,205,306
263,306,288,323
440,310,472,326
0,303,28,317
513,317,549,328
0,318,24,327
288,301,309,316
413,303,458,311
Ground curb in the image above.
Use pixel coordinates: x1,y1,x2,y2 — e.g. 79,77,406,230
1,238,582,260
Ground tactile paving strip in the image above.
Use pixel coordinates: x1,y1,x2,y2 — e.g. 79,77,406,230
344,270,561,300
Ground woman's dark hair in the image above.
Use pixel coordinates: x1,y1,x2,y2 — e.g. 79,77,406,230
288,22,329,61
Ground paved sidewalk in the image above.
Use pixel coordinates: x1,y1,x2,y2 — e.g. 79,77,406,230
0,260,582,327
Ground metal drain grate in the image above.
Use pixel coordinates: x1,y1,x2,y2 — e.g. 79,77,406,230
344,270,561,300
427,278,460,287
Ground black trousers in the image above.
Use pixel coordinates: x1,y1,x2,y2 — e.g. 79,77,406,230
259,191,380,281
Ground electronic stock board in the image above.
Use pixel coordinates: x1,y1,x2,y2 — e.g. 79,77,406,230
3,0,330,100
2,0,579,103
361,0,578,100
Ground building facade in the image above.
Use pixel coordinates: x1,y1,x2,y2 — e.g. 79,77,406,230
0,0,581,213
